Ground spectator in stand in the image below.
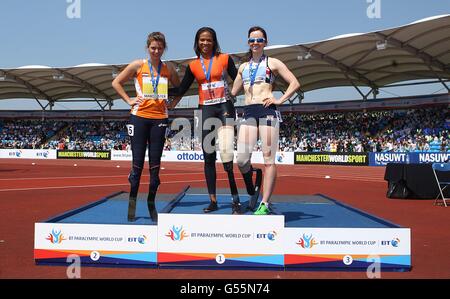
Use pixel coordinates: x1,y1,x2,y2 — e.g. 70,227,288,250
1,106,448,153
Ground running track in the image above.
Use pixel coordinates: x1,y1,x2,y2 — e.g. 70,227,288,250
0,159,449,279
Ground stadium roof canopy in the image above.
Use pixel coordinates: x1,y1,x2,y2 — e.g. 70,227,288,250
0,14,449,110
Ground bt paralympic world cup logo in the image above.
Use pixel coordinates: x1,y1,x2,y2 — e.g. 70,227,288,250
296,233,318,249
165,225,189,241
46,229,66,244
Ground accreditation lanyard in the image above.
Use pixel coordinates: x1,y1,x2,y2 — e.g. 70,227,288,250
148,61,162,98
249,55,265,86
200,55,214,82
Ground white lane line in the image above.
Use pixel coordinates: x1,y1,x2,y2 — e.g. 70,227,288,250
0,172,383,182
0,172,205,181
0,178,230,192
277,174,384,182
0,174,384,192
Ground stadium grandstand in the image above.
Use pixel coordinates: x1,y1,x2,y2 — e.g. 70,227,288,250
0,103,448,153
0,15,448,155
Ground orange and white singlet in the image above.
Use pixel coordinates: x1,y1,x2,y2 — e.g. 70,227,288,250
189,53,230,106
132,59,170,119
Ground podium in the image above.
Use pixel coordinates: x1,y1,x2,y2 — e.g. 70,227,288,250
34,188,411,271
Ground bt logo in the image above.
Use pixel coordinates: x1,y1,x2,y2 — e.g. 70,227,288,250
277,153,284,163
128,235,147,244
381,238,400,247
256,231,277,241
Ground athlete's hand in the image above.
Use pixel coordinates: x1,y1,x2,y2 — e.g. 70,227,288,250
167,98,180,110
262,97,280,107
167,99,176,110
129,96,144,106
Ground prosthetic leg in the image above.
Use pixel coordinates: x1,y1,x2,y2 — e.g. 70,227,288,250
147,165,161,222
223,161,242,214
219,126,242,214
244,167,263,212
147,191,158,222
127,197,137,222
127,167,142,222
203,153,219,213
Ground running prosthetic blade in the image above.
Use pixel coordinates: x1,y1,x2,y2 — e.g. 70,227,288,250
247,168,262,211
147,192,158,222
128,196,137,222
147,200,158,222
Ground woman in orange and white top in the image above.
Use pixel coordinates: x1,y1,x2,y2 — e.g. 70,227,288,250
169,27,246,215
112,32,180,222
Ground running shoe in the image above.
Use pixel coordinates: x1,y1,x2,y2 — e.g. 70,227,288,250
231,201,242,215
254,202,270,215
203,201,218,213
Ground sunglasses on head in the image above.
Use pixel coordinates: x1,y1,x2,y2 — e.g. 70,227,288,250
248,37,266,43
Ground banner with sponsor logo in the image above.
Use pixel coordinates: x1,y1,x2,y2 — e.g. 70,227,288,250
111,150,205,162
4,149,447,167
369,152,449,166
111,149,137,161
410,152,449,164
111,150,295,164
34,217,412,270
158,213,285,268
370,152,410,166
163,151,294,164
0,149,56,159
284,227,410,270
162,151,204,162
34,223,157,266
253,151,294,165
295,152,369,166
57,150,111,160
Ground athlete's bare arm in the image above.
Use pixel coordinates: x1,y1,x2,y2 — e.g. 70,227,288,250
112,60,144,106
263,57,300,107
231,63,246,97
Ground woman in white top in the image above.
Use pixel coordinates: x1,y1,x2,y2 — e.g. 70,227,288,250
231,26,300,215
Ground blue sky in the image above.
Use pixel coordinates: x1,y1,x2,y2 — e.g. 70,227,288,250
0,0,448,110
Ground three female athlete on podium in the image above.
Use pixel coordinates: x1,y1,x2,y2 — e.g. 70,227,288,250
112,26,300,222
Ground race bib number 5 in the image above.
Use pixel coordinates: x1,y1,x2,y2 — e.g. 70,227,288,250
126,124,134,136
